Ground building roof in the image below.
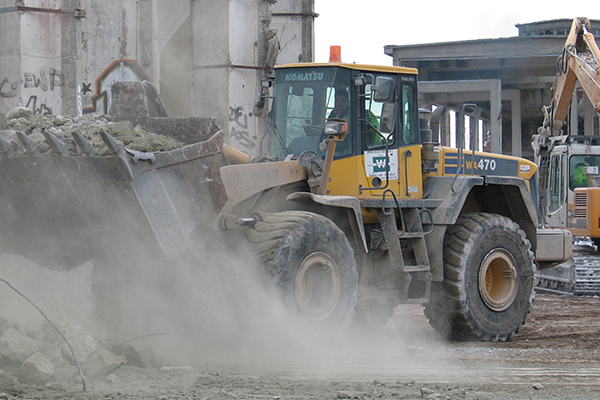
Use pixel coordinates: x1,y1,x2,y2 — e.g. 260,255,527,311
383,19,600,82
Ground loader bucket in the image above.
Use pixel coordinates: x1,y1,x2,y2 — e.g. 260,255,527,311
0,125,226,271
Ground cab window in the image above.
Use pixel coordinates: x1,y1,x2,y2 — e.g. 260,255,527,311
569,154,600,190
401,84,418,145
364,82,388,148
549,154,565,213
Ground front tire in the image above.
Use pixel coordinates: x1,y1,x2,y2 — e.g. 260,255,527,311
246,211,359,329
424,212,536,341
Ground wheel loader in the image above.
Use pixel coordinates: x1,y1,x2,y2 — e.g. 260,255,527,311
0,57,571,342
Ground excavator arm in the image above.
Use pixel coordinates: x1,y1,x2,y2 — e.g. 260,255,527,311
544,17,600,136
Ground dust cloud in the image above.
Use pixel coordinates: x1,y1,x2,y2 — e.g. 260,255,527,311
0,107,461,380
0,232,460,379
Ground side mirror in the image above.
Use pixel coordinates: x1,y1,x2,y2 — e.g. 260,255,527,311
379,103,396,133
373,76,395,103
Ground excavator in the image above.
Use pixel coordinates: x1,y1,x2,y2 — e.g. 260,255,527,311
0,47,572,343
533,17,600,295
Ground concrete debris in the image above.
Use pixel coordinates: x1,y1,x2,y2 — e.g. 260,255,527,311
53,365,80,382
18,352,54,385
2,106,185,157
0,316,166,386
45,318,102,363
195,374,217,386
0,328,39,367
39,343,65,368
532,382,545,390
0,317,22,338
82,350,126,377
112,344,146,369
6,107,32,120
0,369,19,391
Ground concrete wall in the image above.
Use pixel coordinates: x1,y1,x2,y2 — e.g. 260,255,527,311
0,0,314,156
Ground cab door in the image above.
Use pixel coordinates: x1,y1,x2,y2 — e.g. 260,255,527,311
546,150,568,228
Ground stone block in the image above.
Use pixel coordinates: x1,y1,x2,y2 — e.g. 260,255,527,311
82,350,126,377
18,352,54,385
46,319,102,363
0,329,38,367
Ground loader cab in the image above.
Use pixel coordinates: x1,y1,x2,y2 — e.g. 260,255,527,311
267,63,420,161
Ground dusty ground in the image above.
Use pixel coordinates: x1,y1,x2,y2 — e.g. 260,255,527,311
5,290,600,400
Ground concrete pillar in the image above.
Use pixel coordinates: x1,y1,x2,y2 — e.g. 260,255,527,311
489,79,502,154
504,89,522,157
190,0,230,125
301,0,314,62
60,0,79,114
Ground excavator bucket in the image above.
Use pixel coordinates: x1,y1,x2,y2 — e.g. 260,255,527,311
0,116,226,271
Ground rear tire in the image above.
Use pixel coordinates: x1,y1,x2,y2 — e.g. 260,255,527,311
424,212,535,341
246,211,358,329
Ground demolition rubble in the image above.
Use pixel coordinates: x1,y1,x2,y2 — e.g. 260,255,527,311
0,107,185,156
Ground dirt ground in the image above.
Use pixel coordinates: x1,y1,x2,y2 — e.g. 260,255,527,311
6,290,600,400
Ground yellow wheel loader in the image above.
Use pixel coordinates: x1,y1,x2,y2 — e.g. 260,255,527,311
0,61,571,342
218,60,570,341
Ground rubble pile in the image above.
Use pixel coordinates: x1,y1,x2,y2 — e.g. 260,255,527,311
0,107,186,156
0,316,154,390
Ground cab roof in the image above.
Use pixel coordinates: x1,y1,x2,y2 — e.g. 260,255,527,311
275,62,419,75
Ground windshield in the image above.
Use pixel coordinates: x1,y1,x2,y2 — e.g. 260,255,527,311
269,67,353,159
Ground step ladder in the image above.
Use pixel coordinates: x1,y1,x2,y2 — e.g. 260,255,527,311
376,207,432,301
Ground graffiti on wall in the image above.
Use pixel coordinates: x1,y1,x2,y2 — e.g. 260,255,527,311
229,105,257,150
0,68,66,115
83,59,149,114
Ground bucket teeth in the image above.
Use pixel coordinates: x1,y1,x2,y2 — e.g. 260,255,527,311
16,132,42,155
0,136,15,155
43,132,70,156
99,131,123,155
71,132,98,156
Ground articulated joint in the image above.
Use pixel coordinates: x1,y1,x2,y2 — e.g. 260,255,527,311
221,214,257,230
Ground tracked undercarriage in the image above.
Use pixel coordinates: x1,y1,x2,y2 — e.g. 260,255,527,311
537,241,600,295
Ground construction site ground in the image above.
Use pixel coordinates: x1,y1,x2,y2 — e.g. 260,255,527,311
2,282,599,400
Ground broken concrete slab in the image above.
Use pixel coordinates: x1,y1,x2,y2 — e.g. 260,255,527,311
112,344,146,369
6,107,32,120
45,318,102,364
82,350,126,378
18,352,54,386
53,365,79,382
40,343,65,368
0,328,38,367
0,369,19,391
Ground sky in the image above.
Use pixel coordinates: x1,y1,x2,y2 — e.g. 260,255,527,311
314,1,598,65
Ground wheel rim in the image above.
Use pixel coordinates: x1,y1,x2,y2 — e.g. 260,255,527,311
478,249,518,312
294,252,341,321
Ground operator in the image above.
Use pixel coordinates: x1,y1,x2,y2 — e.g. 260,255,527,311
328,88,350,120
302,88,350,136
573,162,589,187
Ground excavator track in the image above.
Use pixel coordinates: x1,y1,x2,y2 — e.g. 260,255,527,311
537,243,600,295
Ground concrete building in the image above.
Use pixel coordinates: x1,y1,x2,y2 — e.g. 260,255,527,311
0,0,315,155
385,19,600,160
